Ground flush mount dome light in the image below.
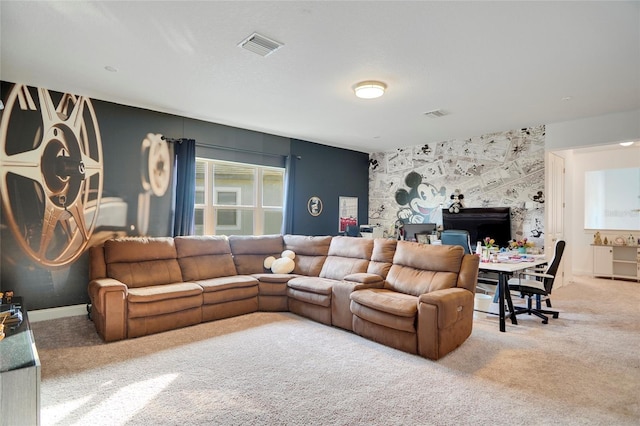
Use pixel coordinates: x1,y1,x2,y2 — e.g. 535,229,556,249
619,141,635,147
354,81,386,99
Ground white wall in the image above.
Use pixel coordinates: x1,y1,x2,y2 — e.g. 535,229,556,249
560,145,640,276
547,109,640,279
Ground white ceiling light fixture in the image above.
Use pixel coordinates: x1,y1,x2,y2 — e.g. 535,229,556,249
354,81,387,99
619,141,635,147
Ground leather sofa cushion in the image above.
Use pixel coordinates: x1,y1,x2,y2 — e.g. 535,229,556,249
343,272,384,284
128,294,203,319
392,241,463,272
386,242,463,296
229,235,284,274
287,277,334,295
196,275,258,292
258,282,288,296
320,257,370,281
367,238,397,278
203,286,258,305
350,289,418,333
175,236,238,280
284,234,332,256
284,234,332,277
318,236,374,280
108,259,183,288
288,288,331,307
104,238,183,288
105,237,176,263
327,236,373,259
253,273,298,283
179,254,238,281
350,288,418,318
127,282,203,303
228,234,283,255
175,235,231,257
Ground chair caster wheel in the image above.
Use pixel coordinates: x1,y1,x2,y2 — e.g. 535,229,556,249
552,313,559,318
542,319,548,324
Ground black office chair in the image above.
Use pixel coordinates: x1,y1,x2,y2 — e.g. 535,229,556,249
507,240,566,324
440,229,473,254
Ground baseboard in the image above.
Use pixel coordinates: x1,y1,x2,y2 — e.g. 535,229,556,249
28,304,88,322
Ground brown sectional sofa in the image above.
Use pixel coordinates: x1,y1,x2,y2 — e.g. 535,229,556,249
88,234,479,360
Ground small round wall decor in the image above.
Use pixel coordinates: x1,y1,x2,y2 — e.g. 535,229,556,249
307,196,323,217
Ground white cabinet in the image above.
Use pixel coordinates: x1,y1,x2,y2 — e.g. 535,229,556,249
592,245,640,281
593,246,613,276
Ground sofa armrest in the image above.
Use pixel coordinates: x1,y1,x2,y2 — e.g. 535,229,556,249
88,278,128,342
418,288,473,329
343,272,383,285
89,278,127,310
417,288,474,360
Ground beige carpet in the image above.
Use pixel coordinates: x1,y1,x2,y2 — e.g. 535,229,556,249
32,276,640,425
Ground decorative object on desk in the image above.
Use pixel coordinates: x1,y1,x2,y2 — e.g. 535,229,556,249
603,236,609,245
483,237,495,249
593,231,603,245
614,236,626,245
508,238,534,253
5,291,13,303
448,189,465,213
481,237,495,262
0,292,3,304
628,234,636,246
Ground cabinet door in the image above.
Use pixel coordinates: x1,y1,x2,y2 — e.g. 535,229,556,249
593,246,613,276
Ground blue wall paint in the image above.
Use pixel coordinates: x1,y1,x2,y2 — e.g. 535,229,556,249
290,139,369,236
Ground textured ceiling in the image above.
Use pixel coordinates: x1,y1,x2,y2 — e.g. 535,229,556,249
1,1,639,153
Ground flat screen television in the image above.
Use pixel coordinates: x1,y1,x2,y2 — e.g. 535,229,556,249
442,207,512,248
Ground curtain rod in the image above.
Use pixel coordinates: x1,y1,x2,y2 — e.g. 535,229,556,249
196,142,287,158
161,136,288,158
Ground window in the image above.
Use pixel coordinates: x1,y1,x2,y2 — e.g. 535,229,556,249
195,158,285,236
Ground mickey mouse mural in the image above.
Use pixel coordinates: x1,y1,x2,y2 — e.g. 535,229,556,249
394,171,447,224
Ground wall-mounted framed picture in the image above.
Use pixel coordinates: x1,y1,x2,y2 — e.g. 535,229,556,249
339,196,358,232
307,196,323,217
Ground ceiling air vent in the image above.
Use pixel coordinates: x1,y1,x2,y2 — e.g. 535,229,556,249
424,109,449,118
238,32,283,57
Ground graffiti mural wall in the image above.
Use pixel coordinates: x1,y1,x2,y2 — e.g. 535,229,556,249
369,126,546,247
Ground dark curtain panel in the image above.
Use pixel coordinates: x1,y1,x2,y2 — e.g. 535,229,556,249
281,154,297,234
172,138,196,236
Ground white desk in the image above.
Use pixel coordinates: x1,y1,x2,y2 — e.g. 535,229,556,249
479,256,548,332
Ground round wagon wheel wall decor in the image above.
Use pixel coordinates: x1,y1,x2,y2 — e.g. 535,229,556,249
0,84,104,268
307,196,323,216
